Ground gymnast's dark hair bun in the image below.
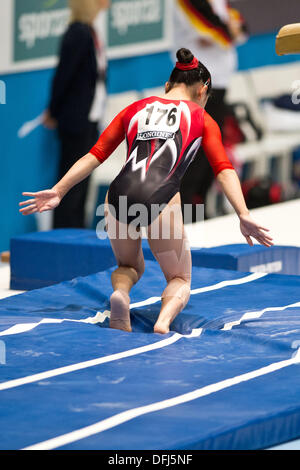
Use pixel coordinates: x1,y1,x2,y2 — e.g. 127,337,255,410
169,47,212,95
176,48,194,64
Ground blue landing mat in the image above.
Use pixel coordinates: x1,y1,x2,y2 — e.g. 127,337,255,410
1,260,300,450
10,229,300,290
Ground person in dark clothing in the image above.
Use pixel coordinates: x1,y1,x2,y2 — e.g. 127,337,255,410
180,88,228,221
43,0,110,228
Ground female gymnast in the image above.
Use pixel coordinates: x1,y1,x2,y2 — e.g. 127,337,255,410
20,48,273,334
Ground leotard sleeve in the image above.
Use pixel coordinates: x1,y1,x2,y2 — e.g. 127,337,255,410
201,110,234,177
89,106,129,163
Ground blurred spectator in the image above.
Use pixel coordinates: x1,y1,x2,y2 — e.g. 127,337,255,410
172,0,248,219
43,0,110,229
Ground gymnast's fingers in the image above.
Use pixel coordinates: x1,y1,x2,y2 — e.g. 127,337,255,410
19,204,37,214
20,207,38,216
19,199,36,206
255,234,273,247
258,227,273,240
244,235,254,246
256,228,274,241
22,192,37,197
256,231,273,243
25,207,38,215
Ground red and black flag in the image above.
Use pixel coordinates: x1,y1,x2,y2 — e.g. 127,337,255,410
177,0,234,48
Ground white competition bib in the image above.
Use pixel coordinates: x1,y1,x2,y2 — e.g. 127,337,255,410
137,101,181,140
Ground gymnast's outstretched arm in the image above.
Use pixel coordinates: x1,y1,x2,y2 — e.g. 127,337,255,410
19,107,128,216
217,169,274,247
202,111,274,248
19,153,100,216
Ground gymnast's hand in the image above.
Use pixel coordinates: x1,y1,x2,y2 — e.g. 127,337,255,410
19,189,61,215
239,213,274,247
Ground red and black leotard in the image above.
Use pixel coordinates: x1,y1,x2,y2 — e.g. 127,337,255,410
90,96,234,225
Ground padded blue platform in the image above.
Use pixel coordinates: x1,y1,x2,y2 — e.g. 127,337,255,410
1,260,300,450
10,229,300,290
10,229,117,290
191,243,300,274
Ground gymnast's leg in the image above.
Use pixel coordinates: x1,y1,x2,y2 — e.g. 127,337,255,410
147,192,192,334
105,193,145,332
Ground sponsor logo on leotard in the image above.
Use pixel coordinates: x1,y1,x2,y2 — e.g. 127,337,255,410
137,130,176,140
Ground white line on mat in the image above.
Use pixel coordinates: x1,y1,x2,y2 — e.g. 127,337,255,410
0,329,202,392
0,272,267,392
223,301,300,330
0,272,267,337
23,348,300,450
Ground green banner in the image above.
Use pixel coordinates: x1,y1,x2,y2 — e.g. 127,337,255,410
14,0,69,62
108,0,166,50
12,0,170,65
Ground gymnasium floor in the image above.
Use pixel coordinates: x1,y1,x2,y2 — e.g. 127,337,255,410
1,199,300,450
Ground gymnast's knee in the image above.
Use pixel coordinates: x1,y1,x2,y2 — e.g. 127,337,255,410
114,260,145,284
162,277,191,309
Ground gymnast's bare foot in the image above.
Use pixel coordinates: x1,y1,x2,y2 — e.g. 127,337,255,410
109,289,132,332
